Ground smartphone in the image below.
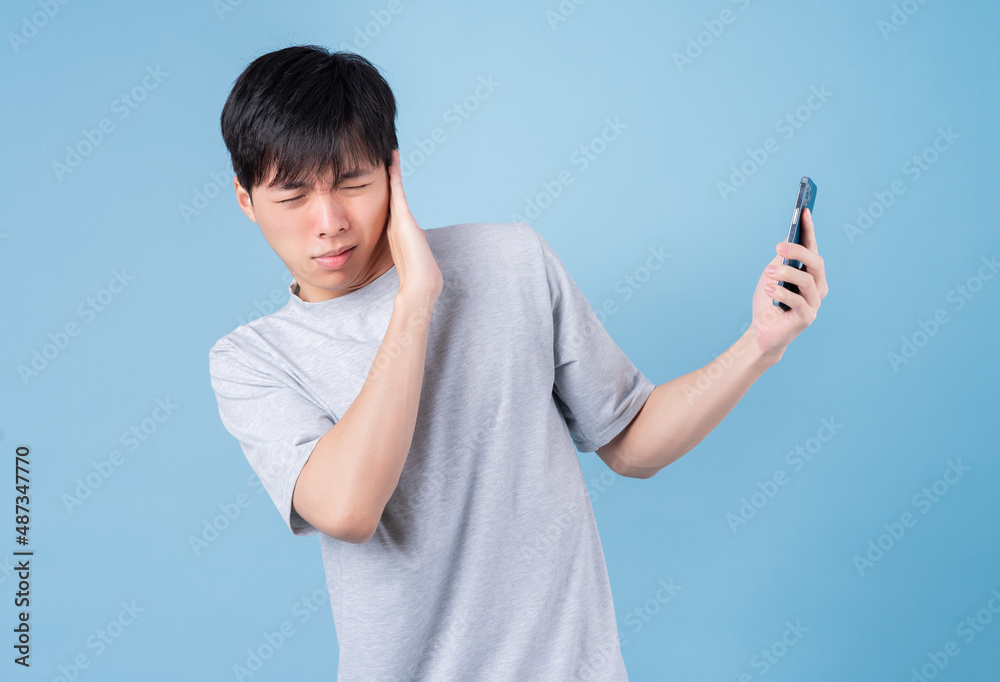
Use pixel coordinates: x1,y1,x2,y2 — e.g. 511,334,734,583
773,176,817,311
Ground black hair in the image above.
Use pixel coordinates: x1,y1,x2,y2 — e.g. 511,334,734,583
220,45,398,203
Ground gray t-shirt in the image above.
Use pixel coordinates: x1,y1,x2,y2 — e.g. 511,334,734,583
208,221,656,681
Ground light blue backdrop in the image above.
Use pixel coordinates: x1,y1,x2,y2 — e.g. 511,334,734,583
2,0,998,680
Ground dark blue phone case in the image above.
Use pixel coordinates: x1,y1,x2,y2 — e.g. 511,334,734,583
773,176,817,311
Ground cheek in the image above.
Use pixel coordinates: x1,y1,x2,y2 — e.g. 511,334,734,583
257,212,302,252
360,190,389,226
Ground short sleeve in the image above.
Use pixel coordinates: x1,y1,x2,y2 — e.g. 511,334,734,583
208,338,335,536
532,227,657,453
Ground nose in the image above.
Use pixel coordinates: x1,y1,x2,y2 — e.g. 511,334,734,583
314,191,349,238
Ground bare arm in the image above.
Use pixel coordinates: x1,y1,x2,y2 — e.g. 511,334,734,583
293,291,437,543
292,148,444,543
597,208,828,478
597,326,777,479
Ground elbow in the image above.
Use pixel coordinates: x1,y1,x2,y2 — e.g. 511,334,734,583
625,462,663,479
331,508,378,544
313,503,379,544
313,515,376,544
598,442,661,480
294,489,379,544
323,525,376,544
617,450,666,479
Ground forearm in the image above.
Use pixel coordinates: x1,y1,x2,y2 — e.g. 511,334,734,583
293,290,437,540
614,326,780,476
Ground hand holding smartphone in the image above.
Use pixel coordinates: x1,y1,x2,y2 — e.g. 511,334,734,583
773,176,817,311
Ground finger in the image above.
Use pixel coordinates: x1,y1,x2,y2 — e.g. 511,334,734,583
774,241,827,302
766,281,813,321
776,240,825,285
387,148,412,218
800,207,819,254
767,263,819,309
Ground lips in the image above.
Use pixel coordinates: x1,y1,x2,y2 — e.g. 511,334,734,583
316,246,354,258
313,246,355,271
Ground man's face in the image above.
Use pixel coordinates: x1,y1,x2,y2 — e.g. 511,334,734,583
234,158,394,302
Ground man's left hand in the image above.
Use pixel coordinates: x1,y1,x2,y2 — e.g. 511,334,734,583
750,207,828,360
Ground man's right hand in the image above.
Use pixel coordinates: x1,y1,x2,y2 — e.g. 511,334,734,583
386,148,444,304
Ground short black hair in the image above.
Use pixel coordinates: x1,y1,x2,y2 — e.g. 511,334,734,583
220,45,398,203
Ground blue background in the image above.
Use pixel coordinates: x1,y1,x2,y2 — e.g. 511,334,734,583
2,0,998,680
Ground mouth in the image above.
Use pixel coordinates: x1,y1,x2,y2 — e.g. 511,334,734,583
316,246,354,258
314,246,355,270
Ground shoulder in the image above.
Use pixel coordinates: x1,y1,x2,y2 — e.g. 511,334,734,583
422,222,555,313
424,221,544,267
426,220,538,249
208,331,252,379
208,317,285,380
207,278,298,368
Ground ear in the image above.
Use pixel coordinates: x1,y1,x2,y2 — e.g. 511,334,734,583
234,176,258,223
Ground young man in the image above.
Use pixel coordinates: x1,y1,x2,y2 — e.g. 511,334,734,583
208,45,827,681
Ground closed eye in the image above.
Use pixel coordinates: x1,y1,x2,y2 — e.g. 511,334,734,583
278,184,369,203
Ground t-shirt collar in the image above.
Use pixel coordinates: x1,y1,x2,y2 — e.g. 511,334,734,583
285,265,399,317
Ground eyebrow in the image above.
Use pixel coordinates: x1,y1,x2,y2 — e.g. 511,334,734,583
271,167,375,192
